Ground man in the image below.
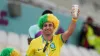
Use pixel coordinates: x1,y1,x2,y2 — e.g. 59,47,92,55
26,8,80,56
28,10,53,38
28,10,53,45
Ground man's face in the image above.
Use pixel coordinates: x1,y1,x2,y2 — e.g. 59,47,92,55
42,22,54,36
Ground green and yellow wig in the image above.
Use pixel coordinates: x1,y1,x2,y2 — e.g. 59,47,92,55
38,14,59,33
0,48,20,56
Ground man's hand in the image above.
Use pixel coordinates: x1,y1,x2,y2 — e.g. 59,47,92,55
71,5,80,19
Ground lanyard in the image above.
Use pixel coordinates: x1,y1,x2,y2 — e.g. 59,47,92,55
41,35,53,56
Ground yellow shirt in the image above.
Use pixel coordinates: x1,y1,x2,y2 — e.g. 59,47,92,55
26,34,64,56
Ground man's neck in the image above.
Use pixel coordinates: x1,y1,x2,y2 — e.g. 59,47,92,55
42,34,53,41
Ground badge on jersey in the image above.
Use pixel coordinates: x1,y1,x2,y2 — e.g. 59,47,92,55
50,43,55,49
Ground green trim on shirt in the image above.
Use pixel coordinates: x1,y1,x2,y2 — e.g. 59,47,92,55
60,34,67,43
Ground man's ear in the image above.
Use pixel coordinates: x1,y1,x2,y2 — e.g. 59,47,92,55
52,23,55,29
53,26,55,29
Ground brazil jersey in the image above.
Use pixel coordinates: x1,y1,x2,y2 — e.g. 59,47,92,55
26,34,64,56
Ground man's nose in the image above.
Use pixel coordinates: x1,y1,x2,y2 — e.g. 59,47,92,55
46,25,50,29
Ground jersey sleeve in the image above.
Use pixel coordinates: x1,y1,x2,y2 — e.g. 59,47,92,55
56,34,66,47
26,40,35,56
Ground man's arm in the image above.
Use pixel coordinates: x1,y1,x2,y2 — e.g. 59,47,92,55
62,6,80,42
62,19,76,42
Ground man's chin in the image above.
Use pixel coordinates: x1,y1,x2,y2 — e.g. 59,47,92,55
45,31,51,34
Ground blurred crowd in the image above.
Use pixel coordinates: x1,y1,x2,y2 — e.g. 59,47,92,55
78,16,100,54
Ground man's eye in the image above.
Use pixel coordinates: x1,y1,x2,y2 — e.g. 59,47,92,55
44,24,47,27
49,24,53,27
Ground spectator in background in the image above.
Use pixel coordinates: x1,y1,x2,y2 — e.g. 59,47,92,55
28,24,41,45
28,24,41,38
0,47,20,56
55,26,64,35
79,16,100,54
79,22,89,48
86,16,97,31
79,16,96,49
94,26,100,54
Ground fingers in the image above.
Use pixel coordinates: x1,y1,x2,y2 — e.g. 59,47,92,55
77,9,80,17
71,9,80,18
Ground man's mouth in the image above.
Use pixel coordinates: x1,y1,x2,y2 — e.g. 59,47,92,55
45,30,51,33
45,29,50,31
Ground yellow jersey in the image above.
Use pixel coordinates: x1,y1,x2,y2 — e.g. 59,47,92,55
26,34,64,56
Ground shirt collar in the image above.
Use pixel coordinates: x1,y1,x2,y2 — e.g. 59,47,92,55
41,35,53,43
